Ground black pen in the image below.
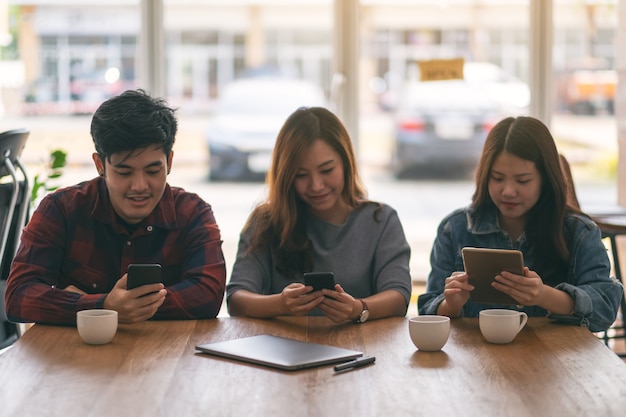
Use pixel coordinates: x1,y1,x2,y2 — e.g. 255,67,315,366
334,356,376,372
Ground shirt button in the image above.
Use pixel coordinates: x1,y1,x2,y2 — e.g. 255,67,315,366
92,283,97,289
127,241,131,246
147,225,153,232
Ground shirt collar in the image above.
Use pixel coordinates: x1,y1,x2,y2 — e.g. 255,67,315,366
466,206,501,235
467,206,526,243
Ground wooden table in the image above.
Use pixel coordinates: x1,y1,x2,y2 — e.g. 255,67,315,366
1,317,625,417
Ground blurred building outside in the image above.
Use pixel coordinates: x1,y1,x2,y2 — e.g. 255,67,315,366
0,3,620,225
0,1,619,180
0,1,617,118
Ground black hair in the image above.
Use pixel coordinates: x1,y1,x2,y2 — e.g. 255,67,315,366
472,116,572,283
90,89,177,162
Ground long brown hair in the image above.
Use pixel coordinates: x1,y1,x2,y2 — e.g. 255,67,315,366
472,116,576,283
245,107,369,276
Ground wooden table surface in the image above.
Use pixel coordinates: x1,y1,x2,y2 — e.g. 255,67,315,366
1,316,625,417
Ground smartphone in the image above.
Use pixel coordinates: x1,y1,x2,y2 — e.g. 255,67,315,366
303,272,336,292
127,263,163,289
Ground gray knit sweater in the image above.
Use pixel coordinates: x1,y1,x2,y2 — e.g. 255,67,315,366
227,203,412,314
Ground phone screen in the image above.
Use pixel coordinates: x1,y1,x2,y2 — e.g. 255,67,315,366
303,272,335,292
127,263,163,289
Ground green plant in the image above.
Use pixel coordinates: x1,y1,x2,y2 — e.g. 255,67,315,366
30,149,67,205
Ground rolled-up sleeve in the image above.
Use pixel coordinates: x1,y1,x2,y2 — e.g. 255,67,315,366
548,223,623,332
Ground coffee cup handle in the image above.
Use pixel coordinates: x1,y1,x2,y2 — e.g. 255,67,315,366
517,312,528,333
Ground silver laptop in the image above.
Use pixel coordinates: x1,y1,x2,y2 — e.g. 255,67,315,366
195,334,363,371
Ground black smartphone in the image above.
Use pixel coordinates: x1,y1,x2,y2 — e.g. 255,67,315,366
127,263,163,289
303,272,336,292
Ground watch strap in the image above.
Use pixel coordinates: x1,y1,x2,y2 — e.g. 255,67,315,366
356,299,369,323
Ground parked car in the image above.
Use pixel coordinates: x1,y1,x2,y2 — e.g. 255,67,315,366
70,67,126,114
461,62,530,114
206,77,327,181
391,62,528,178
557,69,616,115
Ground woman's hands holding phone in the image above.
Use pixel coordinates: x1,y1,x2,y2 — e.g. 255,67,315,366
280,283,324,315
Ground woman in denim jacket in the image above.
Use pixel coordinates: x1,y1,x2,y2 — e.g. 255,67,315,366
418,116,623,332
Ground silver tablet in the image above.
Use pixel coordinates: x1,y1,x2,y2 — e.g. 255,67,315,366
196,334,363,371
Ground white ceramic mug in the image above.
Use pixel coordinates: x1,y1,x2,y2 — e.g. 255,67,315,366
479,309,528,344
409,315,450,351
77,309,118,345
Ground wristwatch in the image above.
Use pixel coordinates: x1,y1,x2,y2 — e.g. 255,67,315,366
355,299,370,323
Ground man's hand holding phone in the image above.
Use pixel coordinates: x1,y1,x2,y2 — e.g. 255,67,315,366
103,264,167,324
127,264,163,291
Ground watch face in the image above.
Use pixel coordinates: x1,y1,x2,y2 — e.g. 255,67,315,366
359,309,370,323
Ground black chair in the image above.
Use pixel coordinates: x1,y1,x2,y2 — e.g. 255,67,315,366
0,128,30,350
590,216,626,357
560,154,625,356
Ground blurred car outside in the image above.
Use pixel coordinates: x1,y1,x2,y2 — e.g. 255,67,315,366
391,61,529,178
205,76,327,181
69,67,126,114
557,69,616,115
461,62,530,115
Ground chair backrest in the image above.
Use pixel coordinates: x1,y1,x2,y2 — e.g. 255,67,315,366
0,129,28,178
0,129,30,274
0,181,29,280
0,128,30,350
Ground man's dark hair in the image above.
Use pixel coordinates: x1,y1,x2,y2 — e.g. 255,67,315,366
90,89,177,162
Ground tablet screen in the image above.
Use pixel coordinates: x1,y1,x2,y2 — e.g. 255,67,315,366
461,247,524,305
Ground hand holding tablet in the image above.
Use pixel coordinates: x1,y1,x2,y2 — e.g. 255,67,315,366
461,247,524,305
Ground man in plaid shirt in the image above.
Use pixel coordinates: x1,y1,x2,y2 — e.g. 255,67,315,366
5,90,226,325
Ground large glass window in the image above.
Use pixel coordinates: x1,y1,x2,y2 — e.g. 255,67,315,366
552,0,617,213
0,0,618,285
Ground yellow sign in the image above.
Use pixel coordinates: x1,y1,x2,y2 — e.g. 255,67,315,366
418,58,465,82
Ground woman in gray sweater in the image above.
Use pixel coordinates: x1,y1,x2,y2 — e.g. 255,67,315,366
227,107,412,323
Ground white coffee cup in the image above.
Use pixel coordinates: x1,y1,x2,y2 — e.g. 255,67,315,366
479,309,528,344
409,315,450,351
77,309,118,345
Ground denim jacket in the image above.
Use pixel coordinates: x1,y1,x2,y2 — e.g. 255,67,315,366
418,207,623,332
